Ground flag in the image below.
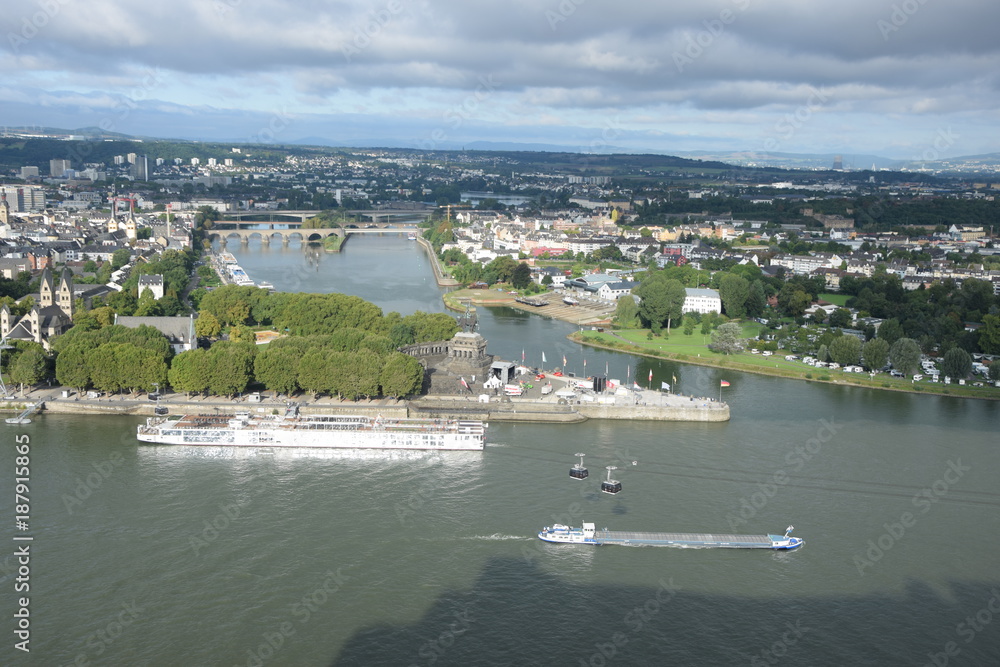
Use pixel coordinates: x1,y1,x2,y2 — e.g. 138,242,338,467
627,366,631,379
460,377,469,390
673,374,677,386
661,382,671,391
720,380,730,387
563,354,567,367
522,349,525,362
605,361,609,375
583,358,587,370
542,351,547,364
648,369,653,382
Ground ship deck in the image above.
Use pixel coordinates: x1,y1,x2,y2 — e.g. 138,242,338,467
595,530,772,546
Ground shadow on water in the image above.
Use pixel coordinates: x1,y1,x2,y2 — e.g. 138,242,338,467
330,556,1000,666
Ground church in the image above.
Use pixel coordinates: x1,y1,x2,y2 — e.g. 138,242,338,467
1,268,76,349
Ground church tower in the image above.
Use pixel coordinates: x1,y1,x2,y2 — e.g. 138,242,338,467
0,193,9,225
57,269,75,318
39,268,55,308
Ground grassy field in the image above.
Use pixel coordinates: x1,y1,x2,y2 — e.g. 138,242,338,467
818,293,850,306
571,328,999,401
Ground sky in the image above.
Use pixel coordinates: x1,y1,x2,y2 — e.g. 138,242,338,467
2,0,999,160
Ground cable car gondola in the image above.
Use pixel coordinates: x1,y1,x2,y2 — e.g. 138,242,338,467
570,453,588,480
601,466,622,495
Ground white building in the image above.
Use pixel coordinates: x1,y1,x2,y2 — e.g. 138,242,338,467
682,288,722,314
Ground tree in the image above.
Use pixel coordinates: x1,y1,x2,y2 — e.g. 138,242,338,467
979,314,1000,355
709,321,745,355
635,274,685,333
297,350,333,397
941,347,972,381
135,287,162,317
111,249,131,271
829,335,862,366
206,342,255,397
511,262,532,289
889,337,921,376
778,286,811,318
745,280,767,319
989,362,1000,383
195,311,222,339
828,308,853,329
862,338,889,371
401,311,459,343
817,344,829,363
718,274,749,319
10,348,46,394
168,349,210,396
55,344,91,393
380,352,424,397
254,345,300,396
877,318,904,346
613,296,640,329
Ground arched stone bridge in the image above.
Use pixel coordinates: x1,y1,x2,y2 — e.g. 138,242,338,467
207,223,419,245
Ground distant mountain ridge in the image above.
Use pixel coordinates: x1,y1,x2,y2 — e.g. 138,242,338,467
4,125,999,174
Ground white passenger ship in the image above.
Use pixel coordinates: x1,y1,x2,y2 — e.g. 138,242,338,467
137,406,486,450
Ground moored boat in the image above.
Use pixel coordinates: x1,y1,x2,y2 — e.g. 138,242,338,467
137,406,486,450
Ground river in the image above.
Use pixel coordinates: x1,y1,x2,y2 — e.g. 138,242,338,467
3,235,998,666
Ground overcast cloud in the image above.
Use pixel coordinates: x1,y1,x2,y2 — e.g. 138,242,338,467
2,0,998,158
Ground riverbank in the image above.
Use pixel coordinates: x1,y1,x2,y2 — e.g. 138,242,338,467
443,287,614,325
571,329,1000,401
417,236,461,287
31,386,728,422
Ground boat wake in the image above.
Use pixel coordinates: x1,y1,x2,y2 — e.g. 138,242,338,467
467,534,531,541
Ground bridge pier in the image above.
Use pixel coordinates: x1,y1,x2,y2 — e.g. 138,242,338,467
260,235,270,245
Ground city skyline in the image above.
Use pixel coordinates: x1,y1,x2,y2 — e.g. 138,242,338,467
3,0,999,159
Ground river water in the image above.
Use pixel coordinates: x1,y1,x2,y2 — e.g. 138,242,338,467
3,235,998,666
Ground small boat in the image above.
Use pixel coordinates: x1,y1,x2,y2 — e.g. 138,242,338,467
5,417,30,424
563,296,579,306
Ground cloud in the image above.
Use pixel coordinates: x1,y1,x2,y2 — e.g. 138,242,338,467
2,0,998,157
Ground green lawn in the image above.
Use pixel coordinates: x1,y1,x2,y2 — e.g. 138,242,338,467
572,328,999,400
818,293,849,306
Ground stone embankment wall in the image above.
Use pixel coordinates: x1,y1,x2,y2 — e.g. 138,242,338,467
576,403,729,422
408,397,729,423
40,397,727,423
416,237,460,287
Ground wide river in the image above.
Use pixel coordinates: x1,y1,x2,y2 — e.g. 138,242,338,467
3,234,998,666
